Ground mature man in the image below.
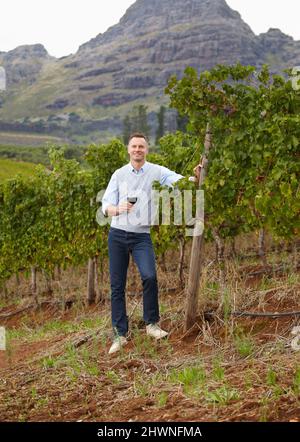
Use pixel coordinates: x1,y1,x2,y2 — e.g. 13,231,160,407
102,133,200,354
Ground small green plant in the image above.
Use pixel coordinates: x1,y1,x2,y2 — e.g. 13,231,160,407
236,336,254,357
0,299,9,308
266,368,284,398
134,376,150,397
204,385,239,405
149,371,165,388
106,370,121,385
81,317,103,329
5,332,13,366
258,275,272,291
159,303,168,314
212,357,225,381
53,343,82,376
205,281,219,300
156,392,168,407
87,365,100,376
65,343,80,364
100,333,108,349
35,396,49,409
41,356,56,369
243,371,253,390
66,368,80,382
132,330,158,358
286,272,300,285
169,365,206,396
222,288,232,324
30,387,38,399
80,343,100,376
234,330,255,357
157,335,173,357
266,368,277,387
259,396,270,422
292,367,300,395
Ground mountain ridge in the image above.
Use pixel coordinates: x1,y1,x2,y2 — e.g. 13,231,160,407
0,0,299,143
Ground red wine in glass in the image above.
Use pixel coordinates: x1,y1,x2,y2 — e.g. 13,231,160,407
127,197,137,204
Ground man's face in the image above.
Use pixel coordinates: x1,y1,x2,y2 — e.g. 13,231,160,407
127,137,148,163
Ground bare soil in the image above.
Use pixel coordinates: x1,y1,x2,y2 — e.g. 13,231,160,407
0,242,299,422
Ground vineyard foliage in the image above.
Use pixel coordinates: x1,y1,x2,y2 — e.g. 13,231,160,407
166,64,300,241
0,64,299,286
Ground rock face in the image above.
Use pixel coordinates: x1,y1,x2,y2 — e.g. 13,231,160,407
0,0,299,141
257,28,300,71
75,0,259,96
0,44,52,86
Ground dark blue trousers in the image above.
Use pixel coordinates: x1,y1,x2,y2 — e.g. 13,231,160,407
108,227,159,337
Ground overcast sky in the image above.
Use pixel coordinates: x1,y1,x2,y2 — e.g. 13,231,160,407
0,0,299,57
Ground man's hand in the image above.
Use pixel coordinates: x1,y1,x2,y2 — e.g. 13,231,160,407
105,202,134,217
188,163,203,184
193,163,203,181
117,201,134,214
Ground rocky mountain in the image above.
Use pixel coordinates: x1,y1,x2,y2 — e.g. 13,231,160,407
0,44,53,87
0,0,299,144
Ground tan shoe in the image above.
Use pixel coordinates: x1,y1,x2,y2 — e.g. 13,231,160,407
108,336,128,355
146,323,168,340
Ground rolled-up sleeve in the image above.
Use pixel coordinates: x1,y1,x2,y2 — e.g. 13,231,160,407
101,172,119,215
159,166,184,187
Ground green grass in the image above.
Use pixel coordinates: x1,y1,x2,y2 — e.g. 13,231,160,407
0,158,37,181
204,385,240,405
41,337,101,378
7,316,104,341
292,367,300,395
233,326,256,357
156,391,169,407
169,365,207,396
167,361,240,405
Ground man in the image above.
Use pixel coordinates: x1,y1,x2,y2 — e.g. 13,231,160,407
102,133,201,354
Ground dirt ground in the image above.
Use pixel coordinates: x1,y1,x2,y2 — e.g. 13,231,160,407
0,243,300,422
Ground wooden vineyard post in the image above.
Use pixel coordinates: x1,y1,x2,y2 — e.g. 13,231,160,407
184,123,212,331
178,236,186,289
258,228,268,267
87,257,96,305
30,266,39,307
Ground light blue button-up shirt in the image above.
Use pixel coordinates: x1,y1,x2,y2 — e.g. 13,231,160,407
101,161,184,233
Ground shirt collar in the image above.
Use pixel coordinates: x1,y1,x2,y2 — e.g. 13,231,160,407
129,161,149,174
